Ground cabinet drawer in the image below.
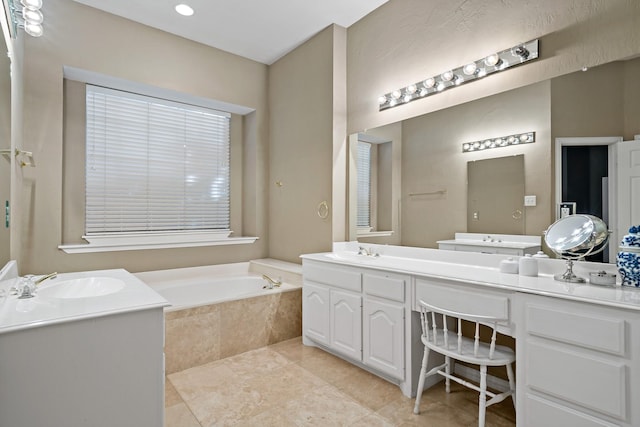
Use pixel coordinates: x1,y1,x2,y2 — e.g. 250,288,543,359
415,278,510,320
524,394,621,427
526,304,625,356
304,262,362,292
526,341,626,420
363,273,405,302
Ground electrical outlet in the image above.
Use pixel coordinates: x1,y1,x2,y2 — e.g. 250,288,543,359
524,195,537,207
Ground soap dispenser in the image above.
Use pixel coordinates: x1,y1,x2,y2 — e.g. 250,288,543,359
519,254,538,277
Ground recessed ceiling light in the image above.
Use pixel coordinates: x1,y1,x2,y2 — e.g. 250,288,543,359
175,4,194,16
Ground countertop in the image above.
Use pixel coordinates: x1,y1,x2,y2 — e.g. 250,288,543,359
0,269,169,334
436,239,541,249
301,243,640,311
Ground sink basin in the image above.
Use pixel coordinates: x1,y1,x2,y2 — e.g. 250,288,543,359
38,277,125,299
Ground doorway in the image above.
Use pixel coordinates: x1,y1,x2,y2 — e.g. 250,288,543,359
555,136,622,263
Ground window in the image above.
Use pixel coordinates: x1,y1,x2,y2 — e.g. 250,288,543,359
356,141,371,229
85,85,231,236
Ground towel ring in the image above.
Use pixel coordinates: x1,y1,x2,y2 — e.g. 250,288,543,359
317,201,329,219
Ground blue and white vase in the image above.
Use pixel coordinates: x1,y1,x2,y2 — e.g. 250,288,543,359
617,225,640,287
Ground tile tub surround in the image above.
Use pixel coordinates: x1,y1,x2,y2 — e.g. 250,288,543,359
165,337,516,427
136,260,302,374
164,289,301,373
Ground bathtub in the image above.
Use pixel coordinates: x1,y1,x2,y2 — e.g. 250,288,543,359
153,274,298,311
135,261,302,374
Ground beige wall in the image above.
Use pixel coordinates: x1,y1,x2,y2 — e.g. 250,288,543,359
268,25,345,262
401,81,552,248
19,0,269,273
347,0,640,134
551,61,626,139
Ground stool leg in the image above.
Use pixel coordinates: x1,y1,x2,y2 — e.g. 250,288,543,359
478,364,487,427
445,355,451,393
413,346,430,415
506,362,516,409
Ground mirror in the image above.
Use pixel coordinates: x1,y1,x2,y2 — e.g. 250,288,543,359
0,28,10,266
348,56,640,252
348,122,402,245
544,214,610,282
467,155,524,235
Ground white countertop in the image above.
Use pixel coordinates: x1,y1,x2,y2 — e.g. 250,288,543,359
301,243,640,311
437,232,541,249
0,269,169,334
436,239,541,249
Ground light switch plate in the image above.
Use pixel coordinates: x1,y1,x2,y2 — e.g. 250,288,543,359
524,195,537,206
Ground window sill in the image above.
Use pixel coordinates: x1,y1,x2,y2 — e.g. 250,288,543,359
58,232,259,254
357,230,394,238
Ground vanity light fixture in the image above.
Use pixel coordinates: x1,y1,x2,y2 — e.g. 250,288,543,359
462,132,535,153
6,0,45,38
378,39,539,111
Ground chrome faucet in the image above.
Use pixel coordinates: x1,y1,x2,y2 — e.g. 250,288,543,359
16,272,57,299
262,274,282,289
358,246,380,257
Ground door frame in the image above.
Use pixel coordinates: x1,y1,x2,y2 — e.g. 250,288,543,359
555,136,622,262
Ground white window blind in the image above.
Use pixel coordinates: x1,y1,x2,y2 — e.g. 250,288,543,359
356,141,371,228
85,85,231,235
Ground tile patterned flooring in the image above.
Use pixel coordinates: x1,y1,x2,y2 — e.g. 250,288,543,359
165,337,516,427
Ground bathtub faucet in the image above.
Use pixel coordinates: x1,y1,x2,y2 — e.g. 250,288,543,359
262,274,282,290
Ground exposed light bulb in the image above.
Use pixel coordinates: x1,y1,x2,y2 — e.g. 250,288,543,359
403,94,412,103
484,53,500,67
24,22,43,37
21,0,42,9
473,141,481,149
512,46,529,59
441,70,454,82
477,69,487,78
436,82,445,91
378,95,387,105
419,88,428,97
423,78,435,88
175,4,194,16
22,7,43,24
463,143,471,151
389,99,397,107
519,133,530,142
406,84,417,94
463,62,477,76
391,90,402,99
507,136,516,144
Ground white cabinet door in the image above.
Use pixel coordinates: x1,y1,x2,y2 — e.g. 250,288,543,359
363,298,404,380
330,289,362,360
303,283,331,346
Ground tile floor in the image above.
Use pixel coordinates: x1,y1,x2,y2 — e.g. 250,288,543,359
165,337,516,427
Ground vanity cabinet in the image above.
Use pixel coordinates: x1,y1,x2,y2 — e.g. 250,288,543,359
303,260,410,386
515,293,640,427
0,308,165,427
363,272,406,380
302,261,362,358
302,283,331,346
330,289,362,359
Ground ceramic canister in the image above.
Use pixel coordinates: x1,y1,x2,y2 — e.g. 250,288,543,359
617,225,640,287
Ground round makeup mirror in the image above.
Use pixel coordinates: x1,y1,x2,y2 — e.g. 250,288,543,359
544,214,610,283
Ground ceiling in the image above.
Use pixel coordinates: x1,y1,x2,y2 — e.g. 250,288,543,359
72,0,388,65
